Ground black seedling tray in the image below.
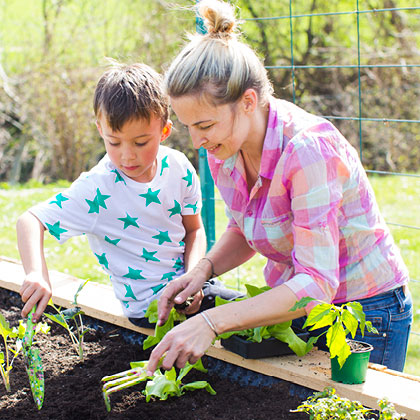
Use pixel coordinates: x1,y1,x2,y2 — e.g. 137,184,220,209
221,331,309,359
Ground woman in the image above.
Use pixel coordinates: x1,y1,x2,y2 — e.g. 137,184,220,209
147,0,412,375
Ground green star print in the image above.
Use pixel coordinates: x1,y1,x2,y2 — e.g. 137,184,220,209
123,267,146,280
95,188,111,209
111,169,126,184
105,236,121,246
152,230,171,245
124,284,136,299
182,169,193,187
161,272,176,282
151,284,165,295
95,252,109,269
118,213,140,229
139,188,161,207
86,197,100,214
49,193,69,208
168,200,182,217
185,201,198,213
172,257,183,271
160,155,169,176
141,248,160,262
46,221,68,240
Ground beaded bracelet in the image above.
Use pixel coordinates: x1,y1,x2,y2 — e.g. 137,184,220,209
200,311,219,337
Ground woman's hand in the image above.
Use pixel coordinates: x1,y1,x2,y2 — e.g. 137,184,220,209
20,271,52,322
158,259,212,326
147,312,215,376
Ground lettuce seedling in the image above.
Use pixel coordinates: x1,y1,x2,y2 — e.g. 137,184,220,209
43,279,90,361
290,297,378,368
102,358,215,411
0,312,49,391
216,284,311,357
142,299,187,350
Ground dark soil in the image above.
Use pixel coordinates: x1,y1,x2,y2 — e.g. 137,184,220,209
0,287,309,420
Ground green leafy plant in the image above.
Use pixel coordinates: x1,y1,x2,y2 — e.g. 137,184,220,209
291,386,404,419
290,297,378,368
0,312,49,391
216,284,311,357
102,358,215,411
43,279,90,361
142,299,187,350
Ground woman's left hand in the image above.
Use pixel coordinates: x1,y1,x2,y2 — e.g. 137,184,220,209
146,313,215,376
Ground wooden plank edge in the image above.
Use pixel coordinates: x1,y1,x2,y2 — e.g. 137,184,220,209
1,256,419,419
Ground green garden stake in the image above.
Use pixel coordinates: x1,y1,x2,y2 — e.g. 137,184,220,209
22,306,44,410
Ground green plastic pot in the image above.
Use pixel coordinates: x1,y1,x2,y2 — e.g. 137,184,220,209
330,340,373,384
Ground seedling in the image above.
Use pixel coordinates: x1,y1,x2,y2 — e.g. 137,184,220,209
291,386,404,419
216,284,311,357
290,297,378,367
0,311,49,392
101,358,215,411
142,299,187,350
43,279,90,361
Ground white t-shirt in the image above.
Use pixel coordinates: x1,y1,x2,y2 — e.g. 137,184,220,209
30,146,202,317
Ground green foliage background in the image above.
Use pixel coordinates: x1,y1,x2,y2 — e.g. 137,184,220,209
0,0,419,182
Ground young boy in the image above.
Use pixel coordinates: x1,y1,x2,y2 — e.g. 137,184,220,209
17,63,207,324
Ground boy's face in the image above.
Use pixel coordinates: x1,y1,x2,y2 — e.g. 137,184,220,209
97,115,171,183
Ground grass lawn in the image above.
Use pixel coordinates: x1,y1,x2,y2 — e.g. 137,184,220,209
0,174,419,375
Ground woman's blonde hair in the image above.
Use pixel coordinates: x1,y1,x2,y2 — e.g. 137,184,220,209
164,0,273,105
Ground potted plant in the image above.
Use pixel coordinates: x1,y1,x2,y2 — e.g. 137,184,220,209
216,285,310,358
290,297,378,384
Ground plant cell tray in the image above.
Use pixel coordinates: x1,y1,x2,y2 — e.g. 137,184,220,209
221,332,309,359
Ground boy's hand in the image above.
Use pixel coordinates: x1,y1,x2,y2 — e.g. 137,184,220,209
158,270,207,326
174,290,204,315
20,272,52,322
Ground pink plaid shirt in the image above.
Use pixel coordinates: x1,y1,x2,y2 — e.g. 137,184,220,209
208,98,409,306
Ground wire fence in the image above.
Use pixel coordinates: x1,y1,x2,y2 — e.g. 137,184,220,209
197,2,420,341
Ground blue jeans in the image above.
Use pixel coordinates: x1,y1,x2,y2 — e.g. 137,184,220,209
293,286,413,372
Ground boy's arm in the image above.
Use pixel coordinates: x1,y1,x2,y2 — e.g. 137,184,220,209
181,214,207,272
16,211,52,322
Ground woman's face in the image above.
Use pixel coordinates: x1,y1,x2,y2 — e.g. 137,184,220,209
170,94,251,160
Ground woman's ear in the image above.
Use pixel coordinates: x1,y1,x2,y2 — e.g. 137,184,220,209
161,120,173,142
240,89,258,114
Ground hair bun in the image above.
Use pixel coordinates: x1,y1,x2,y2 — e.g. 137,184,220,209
198,0,237,37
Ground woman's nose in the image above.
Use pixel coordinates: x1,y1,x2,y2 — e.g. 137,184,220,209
190,129,207,150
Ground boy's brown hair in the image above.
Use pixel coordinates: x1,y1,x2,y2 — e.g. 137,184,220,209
93,62,169,131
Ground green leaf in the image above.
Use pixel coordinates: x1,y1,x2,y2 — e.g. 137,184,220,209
0,313,15,340
270,326,310,357
327,323,351,367
181,381,216,395
144,299,158,323
144,371,180,401
289,297,317,312
303,304,336,330
43,312,68,329
0,352,4,364
61,307,84,320
143,312,175,350
342,310,359,339
346,302,366,334
244,284,271,297
72,279,90,306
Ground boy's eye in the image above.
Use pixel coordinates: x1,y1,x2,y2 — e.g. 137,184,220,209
108,142,120,147
135,142,147,147
199,124,213,130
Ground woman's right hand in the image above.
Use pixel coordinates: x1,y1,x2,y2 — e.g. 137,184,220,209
20,271,52,322
158,259,212,326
